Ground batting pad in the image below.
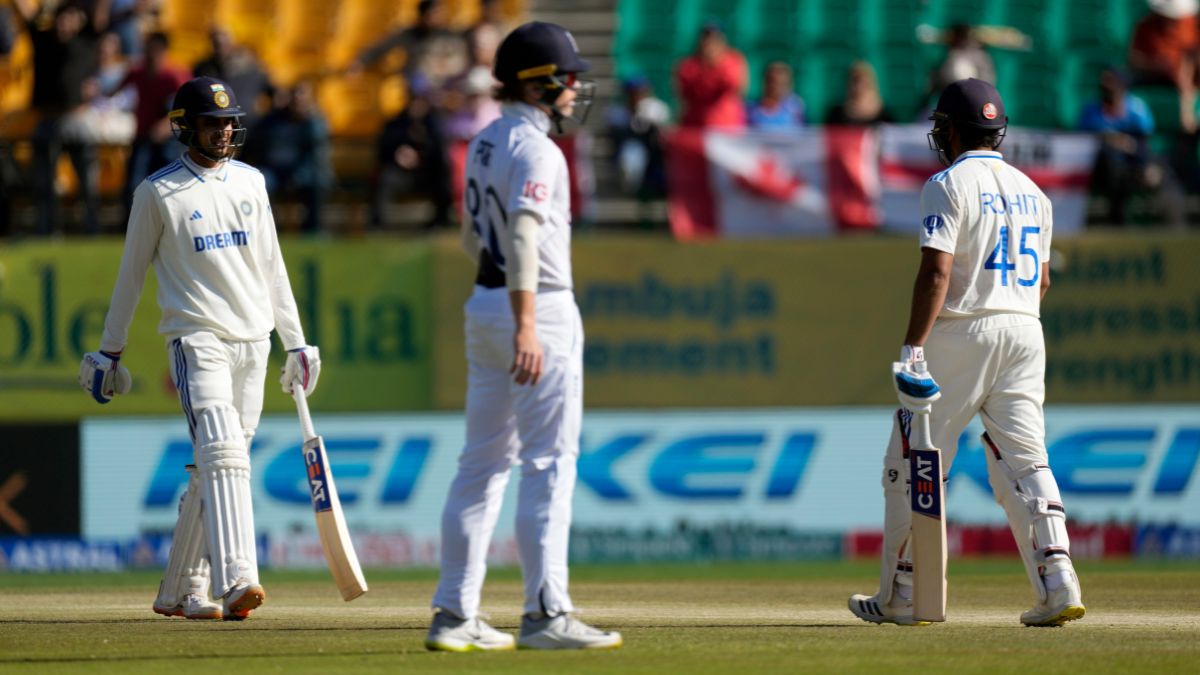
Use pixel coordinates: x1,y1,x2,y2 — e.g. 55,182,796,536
983,432,1072,603
155,466,210,608
195,404,258,598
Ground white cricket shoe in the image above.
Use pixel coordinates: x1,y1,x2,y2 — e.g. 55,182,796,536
1021,571,1085,627
517,613,623,650
848,592,930,626
152,594,222,620
424,609,515,652
222,581,265,621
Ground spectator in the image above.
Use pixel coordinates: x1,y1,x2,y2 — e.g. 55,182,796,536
1129,0,1200,131
930,24,996,92
444,66,501,142
192,26,275,131
108,0,153,57
675,22,748,129
19,0,111,235
371,77,452,230
350,0,469,91
605,75,670,198
747,61,805,130
242,81,331,234
61,32,135,146
466,18,502,70
825,61,895,125
1078,66,1186,227
116,30,190,216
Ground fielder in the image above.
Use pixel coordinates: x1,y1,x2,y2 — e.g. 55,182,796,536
848,78,1085,627
424,22,622,651
79,76,320,621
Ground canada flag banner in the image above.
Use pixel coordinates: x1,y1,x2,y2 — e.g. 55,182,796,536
665,125,1098,240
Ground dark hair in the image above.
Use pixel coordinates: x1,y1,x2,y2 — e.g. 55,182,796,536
956,123,1004,150
146,31,170,49
496,79,526,102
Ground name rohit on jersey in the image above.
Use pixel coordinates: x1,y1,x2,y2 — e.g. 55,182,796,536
193,231,249,252
981,192,1039,216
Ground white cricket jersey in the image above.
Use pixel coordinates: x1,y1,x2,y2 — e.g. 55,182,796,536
464,102,573,290
100,153,305,352
919,150,1053,319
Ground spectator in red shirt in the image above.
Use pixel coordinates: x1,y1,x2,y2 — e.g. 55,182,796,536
675,23,747,129
115,31,190,215
1129,0,1200,130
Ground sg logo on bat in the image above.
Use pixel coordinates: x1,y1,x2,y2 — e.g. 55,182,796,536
303,438,333,513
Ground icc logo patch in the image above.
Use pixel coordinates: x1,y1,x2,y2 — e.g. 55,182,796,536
240,200,253,216
923,214,944,235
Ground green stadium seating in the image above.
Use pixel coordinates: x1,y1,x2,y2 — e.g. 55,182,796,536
612,0,1170,132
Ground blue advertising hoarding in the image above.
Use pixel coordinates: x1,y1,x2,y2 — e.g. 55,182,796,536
81,406,1200,558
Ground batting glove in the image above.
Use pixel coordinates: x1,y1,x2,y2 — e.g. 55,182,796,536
79,350,133,404
892,345,941,414
282,345,321,396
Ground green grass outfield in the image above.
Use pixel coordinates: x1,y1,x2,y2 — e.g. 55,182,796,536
1,560,1197,674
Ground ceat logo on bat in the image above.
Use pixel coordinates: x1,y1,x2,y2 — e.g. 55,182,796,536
911,449,942,519
982,102,998,120
303,439,332,512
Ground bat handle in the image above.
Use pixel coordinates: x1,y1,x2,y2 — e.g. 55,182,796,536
911,409,934,450
293,388,317,440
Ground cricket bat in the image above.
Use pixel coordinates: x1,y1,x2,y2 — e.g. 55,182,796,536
908,409,946,622
292,389,368,601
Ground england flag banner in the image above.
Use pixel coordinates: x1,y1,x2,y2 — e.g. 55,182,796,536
666,125,1098,239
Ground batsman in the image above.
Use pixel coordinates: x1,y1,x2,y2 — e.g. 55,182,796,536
848,78,1085,627
78,76,320,620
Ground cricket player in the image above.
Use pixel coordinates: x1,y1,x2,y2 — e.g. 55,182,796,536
424,22,622,651
848,79,1085,627
78,76,320,621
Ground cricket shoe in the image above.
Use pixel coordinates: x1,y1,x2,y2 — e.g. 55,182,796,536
152,594,222,620
222,581,265,621
1021,571,1085,627
517,613,623,650
848,593,931,626
424,609,515,652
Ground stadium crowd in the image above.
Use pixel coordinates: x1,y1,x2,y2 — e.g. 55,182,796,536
1,0,1198,236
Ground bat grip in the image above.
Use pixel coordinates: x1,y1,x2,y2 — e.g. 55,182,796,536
293,388,317,440
911,410,934,449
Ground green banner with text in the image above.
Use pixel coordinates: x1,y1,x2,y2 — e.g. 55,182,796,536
431,234,1200,409
0,240,433,420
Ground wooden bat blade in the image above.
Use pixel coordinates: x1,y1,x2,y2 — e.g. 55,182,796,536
303,436,369,601
316,510,369,601
910,445,947,622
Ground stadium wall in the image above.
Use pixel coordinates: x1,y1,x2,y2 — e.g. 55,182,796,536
3,234,1197,421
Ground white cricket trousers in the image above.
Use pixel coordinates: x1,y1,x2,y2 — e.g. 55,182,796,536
166,332,270,596
433,286,583,619
877,313,1059,603
923,313,1048,469
169,332,271,441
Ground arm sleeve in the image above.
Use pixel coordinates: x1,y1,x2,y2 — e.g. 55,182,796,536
506,211,541,293
262,201,306,351
100,181,163,353
917,178,961,254
505,142,559,223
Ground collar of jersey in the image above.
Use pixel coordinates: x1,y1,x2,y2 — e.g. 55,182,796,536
954,150,1004,164
180,153,230,182
502,102,552,133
